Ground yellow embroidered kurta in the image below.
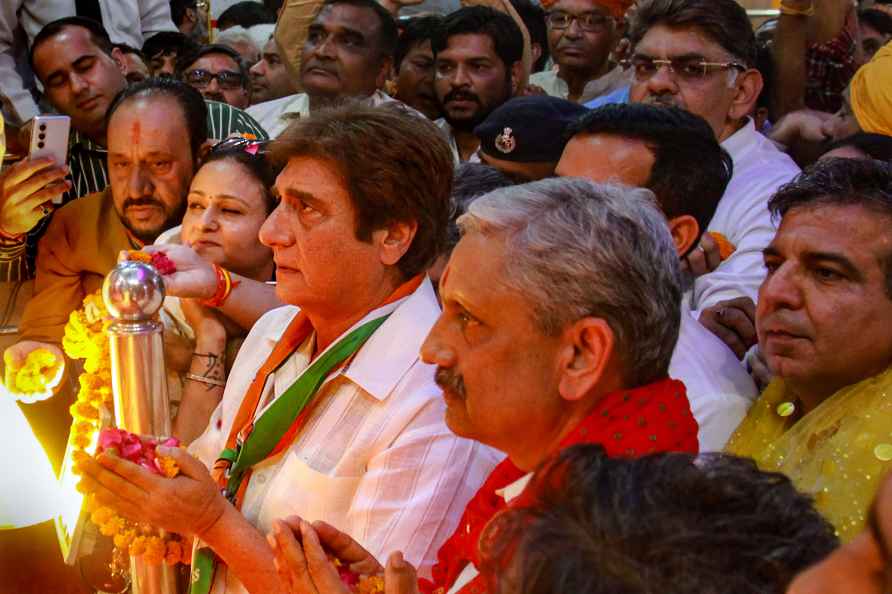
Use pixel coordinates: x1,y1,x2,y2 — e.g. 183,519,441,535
726,367,892,541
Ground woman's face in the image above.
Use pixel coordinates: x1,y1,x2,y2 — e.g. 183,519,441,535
182,158,273,280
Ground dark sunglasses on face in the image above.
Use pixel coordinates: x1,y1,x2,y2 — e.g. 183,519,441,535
184,69,245,90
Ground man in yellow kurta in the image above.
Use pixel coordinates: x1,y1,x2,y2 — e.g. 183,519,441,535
727,157,892,542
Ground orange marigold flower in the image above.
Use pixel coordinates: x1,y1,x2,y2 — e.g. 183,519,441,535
90,506,115,525
707,232,736,261
157,456,180,478
129,535,148,556
357,575,385,594
165,540,185,565
143,536,167,564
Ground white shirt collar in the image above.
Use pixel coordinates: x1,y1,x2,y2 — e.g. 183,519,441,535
495,472,534,503
720,117,757,159
262,277,440,401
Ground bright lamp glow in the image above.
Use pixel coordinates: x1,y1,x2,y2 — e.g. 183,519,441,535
0,392,59,529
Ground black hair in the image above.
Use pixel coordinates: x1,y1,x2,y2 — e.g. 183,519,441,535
770,158,892,297
176,43,250,87
30,16,112,74
509,0,549,72
217,1,276,30
202,145,280,213
264,0,285,14
860,8,892,36
106,78,209,159
320,0,400,60
445,163,514,252
142,31,201,60
394,15,443,70
823,132,892,162
630,0,758,68
480,445,838,594
431,6,524,69
112,43,143,58
567,103,733,245
170,0,197,27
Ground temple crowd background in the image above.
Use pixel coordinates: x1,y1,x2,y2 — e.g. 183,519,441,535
1,0,892,592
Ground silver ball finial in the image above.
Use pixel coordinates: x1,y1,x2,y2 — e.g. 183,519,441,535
102,261,165,321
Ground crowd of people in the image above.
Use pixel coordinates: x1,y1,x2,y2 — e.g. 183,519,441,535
2,0,892,592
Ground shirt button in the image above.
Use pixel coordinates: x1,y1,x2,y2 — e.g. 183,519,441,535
255,473,267,485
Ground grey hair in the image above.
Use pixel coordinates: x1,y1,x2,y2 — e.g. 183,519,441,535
459,178,682,386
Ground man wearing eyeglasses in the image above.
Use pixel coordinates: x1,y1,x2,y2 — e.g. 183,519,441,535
530,0,632,104
179,44,253,109
624,0,800,358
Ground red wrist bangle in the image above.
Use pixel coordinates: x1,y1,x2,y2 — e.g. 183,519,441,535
201,264,240,308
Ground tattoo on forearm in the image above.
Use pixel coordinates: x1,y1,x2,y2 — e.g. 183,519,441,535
191,351,226,390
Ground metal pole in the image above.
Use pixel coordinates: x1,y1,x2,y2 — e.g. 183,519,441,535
103,261,178,594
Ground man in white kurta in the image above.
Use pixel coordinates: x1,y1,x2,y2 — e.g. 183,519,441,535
190,279,500,593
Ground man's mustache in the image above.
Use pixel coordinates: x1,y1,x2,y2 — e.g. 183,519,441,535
435,367,467,399
444,90,480,105
123,197,164,210
641,94,682,108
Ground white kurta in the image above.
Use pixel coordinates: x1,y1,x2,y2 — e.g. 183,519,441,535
246,90,411,138
190,278,501,594
688,119,800,315
669,309,757,451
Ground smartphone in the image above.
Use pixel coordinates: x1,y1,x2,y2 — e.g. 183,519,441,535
29,115,70,204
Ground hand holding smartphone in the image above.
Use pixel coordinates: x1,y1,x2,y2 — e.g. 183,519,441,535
28,115,70,205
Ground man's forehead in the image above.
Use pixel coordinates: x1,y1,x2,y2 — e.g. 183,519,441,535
108,96,188,140
439,34,498,60
551,0,612,15
314,3,380,34
34,26,101,70
190,52,239,70
635,24,729,58
775,203,892,259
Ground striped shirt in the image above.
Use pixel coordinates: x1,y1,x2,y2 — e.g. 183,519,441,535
0,101,268,282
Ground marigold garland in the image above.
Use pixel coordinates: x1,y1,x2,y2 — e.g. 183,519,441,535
64,290,189,568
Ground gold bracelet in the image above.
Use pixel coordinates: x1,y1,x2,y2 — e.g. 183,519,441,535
185,372,226,387
779,2,815,16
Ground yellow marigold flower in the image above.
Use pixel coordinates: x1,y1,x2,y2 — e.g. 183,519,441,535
90,506,115,525
114,529,137,549
73,430,91,448
129,535,148,556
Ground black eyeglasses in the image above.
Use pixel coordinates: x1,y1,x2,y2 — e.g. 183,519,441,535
545,10,613,32
184,69,245,90
622,56,747,83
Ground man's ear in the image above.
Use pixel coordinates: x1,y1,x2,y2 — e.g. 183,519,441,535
374,218,418,267
667,215,700,257
510,60,524,95
729,68,763,121
110,47,128,75
557,317,615,402
376,56,394,90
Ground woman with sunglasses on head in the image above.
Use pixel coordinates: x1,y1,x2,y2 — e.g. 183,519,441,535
158,139,279,444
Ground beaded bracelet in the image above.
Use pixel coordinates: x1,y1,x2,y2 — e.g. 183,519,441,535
201,264,240,308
